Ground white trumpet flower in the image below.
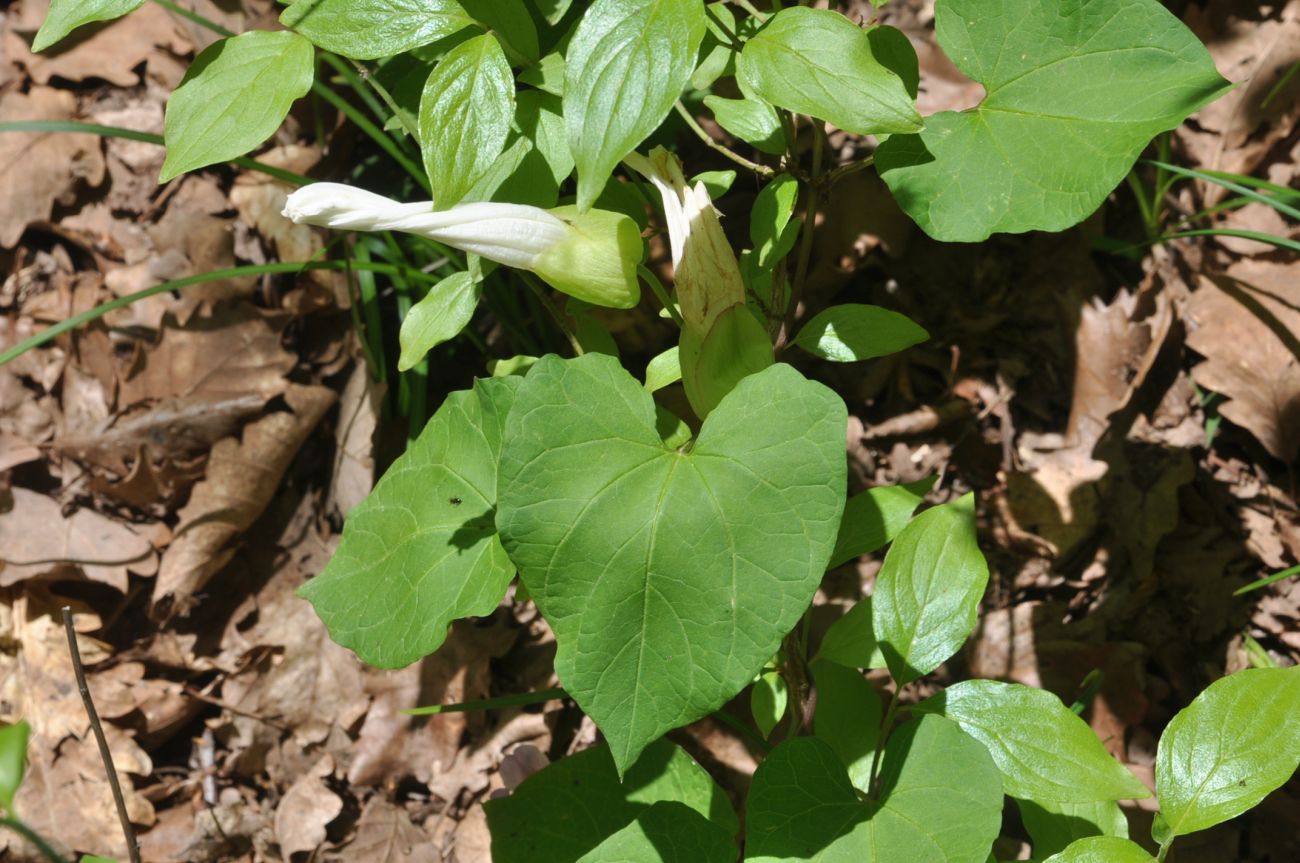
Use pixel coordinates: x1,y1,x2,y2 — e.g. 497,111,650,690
282,182,641,309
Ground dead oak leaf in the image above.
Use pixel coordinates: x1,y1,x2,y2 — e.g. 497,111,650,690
118,305,296,408
153,383,335,613
1187,261,1300,461
0,487,156,591
0,88,106,248
340,798,438,863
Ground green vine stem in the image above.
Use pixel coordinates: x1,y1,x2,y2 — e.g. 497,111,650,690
0,817,69,863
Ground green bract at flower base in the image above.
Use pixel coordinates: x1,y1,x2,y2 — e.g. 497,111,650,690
533,206,644,309
282,182,641,309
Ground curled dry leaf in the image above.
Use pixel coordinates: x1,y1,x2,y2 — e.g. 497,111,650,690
1187,261,1300,462
153,383,335,614
0,487,156,590
274,754,343,858
0,87,106,248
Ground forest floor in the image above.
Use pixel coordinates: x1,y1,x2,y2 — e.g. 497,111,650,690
0,0,1298,860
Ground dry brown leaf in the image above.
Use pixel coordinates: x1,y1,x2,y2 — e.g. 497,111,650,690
0,87,106,248
348,618,519,788
450,804,493,863
275,754,342,858
4,594,156,859
1181,0,1300,187
1187,261,1300,461
14,729,156,860
340,798,439,863
153,383,335,613
8,1,190,87
329,364,382,518
118,305,295,409
0,487,156,590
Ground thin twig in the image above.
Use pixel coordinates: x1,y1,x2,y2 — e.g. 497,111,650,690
673,102,775,179
61,608,141,863
776,120,824,352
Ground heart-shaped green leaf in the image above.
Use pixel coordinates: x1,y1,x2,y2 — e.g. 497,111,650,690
496,354,847,772
486,737,737,863
1017,798,1129,859
161,31,315,182
299,377,519,668
1155,666,1300,838
810,659,881,791
419,33,515,208
918,680,1151,803
745,715,1002,862
876,0,1231,241
564,0,707,210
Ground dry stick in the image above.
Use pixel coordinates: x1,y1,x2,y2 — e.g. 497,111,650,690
61,608,141,863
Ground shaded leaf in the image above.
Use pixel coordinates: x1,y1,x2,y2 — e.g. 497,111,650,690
486,738,737,863
811,659,881,791
745,716,1001,862
300,377,519,668
1017,798,1129,860
574,801,736,863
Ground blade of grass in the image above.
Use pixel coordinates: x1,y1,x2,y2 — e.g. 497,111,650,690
1149,160,1300,221
404,687,566,715
1162,228,1300,253
0,121,312,186
0,260,437,368
1233,563,1300,596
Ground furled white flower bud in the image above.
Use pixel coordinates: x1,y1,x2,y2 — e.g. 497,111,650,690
624,147,747,334
282,183,641,308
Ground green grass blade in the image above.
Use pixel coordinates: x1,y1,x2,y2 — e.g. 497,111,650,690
0,260,436,368
0,120,312,186
403,687,566,715
1149,160,1300,221
1233,563,1300,596
1163,229,1300,253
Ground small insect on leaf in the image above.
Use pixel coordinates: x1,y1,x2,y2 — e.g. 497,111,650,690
449,496,463,506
